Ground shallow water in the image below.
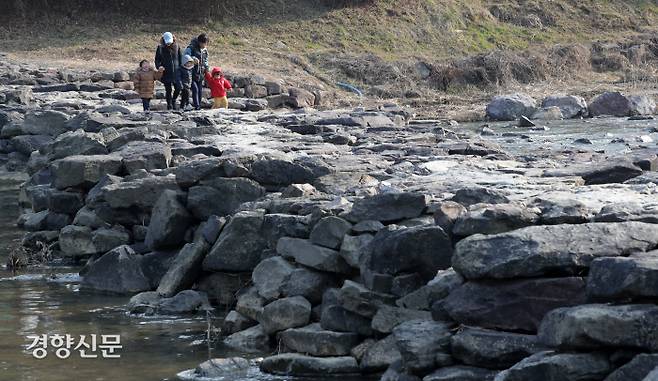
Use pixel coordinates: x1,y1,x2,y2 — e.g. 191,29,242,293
0,172,213,381
460,116,658,155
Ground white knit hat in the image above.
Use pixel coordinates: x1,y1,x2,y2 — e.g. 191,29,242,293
163,32,174,45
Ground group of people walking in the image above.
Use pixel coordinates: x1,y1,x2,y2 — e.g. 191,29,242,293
133,32,232,112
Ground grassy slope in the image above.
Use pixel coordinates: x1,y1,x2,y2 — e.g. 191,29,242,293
2,0,658,117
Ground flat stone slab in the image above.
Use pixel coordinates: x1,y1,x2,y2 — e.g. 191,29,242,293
259,353,360,376
538,304,658,351
452,222,658,279
279,323,360,356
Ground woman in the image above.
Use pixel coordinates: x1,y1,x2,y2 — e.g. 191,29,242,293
155,32,183,110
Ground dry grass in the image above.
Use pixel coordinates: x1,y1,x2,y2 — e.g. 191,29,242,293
3,0,658,117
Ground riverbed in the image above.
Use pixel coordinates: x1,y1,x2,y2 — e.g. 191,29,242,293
0,114,656,381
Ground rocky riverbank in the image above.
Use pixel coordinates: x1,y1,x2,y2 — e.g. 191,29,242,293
1,56,658,381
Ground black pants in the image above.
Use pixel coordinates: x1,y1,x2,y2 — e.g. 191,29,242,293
191,79,203,110
141,98,151,111
164,82,181,109
180,87,190,109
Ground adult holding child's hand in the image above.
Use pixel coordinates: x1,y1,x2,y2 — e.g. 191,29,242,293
184,33,210,110
155,32,183,110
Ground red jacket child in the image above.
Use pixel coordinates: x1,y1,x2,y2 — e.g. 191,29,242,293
205,67,232,98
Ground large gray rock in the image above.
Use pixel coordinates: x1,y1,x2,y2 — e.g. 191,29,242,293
156,242,209,298
262,213,310,248
604,354,658,381
47,130,107,160
537,304,658,351
174,156,250,188
309,216,352,249
59,225,96,256
23,110,70,136
337,280,396,318
543,159,643,185
346,192,427,223
321,305,373,336
340,233,374,268
452,204,539,237
222,311,257,336
11,134,53,156
424,366,498,381
252,256,295,300
259,354,359,377
248,155,332,187
452,222,658,279
235,286,267,320
58,225,130,257
287,87,316,108
145,190,193,250
196,272,251,306
589,91,633,117
279,323,360,356
432,201,467,237
282,267,337,304
91,226,131,253
371,305,432,334
23,210,71,232
397,268,464,310
81,245,151,294
594,202,658,223
188,357,251,379
486,93,537,121
534,198,590,225
47,189,84,214
140,250,178,289
451,327,547,369
187,177,265,219
102,175,180,209
224,324,270,353
360,335,402,372
392,319,452,373
361,225,453,286
494,351,611,381
157,290,210,314
587,252,658,300
258,296,312,334
451,187,509,206
114,141,172,173
53,155,123,189
444,277,587,332
629,95,656,116
203,211,267,272
541,95,588,118
277,237,352,274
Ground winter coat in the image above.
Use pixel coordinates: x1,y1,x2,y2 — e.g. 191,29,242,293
155,38,183,84
133,67,163,99
204,71,232,98
177,66,193,90
184,38,209,82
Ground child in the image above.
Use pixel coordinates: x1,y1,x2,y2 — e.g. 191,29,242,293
204,67,232,109
133,60,164,112
178,55,197,111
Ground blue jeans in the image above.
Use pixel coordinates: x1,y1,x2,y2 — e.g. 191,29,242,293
191,80,203,109
141,98,151,111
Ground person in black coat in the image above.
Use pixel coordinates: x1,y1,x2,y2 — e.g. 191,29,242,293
184,33,210,110
155,32,183,110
